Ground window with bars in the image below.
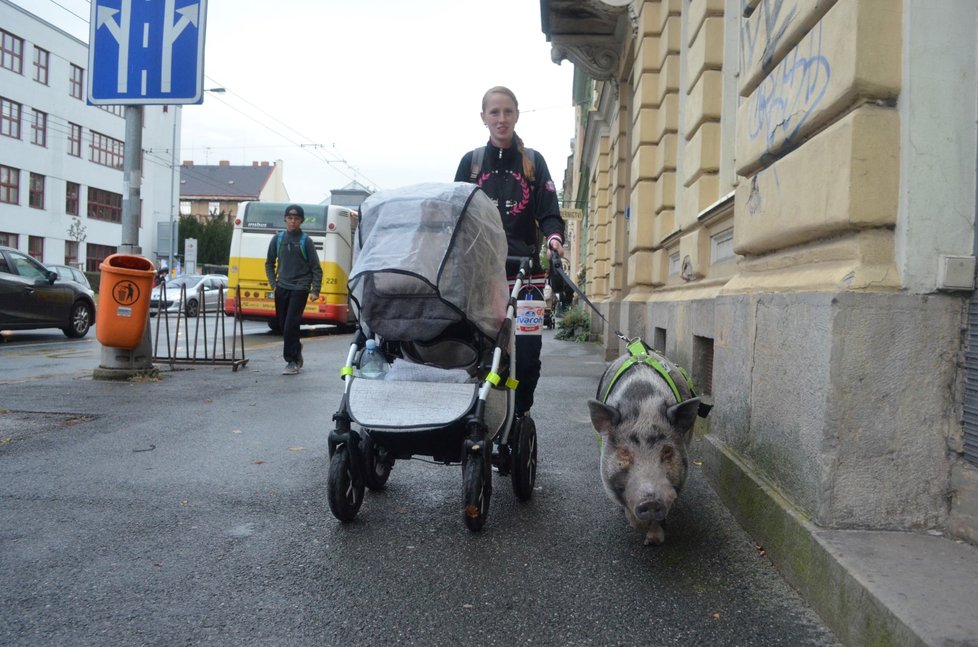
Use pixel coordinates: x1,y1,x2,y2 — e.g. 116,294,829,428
89,131,124,170
0,164,18,204
1,29,23,74
66,181,79,215
85,242,115,272
28,173,44,209
28,235,43,261
31,109,46,147
1,97,21,139
70,64,84,100
87,187,122,223
68,122,82,156
32,46,48,85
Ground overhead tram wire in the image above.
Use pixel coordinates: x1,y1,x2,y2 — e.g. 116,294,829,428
193,90,365,188
204,76,377,187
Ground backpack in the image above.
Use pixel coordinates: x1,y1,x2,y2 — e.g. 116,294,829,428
469,146,536,184
275,230,308,262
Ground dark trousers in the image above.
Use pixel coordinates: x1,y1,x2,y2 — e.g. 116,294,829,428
515,334,542,415
274,287,308,363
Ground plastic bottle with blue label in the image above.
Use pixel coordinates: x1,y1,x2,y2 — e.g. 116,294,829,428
359,338,387,379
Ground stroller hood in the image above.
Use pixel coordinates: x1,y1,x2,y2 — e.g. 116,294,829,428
349,182,509,343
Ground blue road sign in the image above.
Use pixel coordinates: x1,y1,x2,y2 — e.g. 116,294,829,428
88,0,208,105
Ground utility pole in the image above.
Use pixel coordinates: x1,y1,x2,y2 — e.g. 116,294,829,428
97,106,155,376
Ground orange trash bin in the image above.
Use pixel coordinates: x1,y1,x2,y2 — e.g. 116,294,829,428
96,254,156,349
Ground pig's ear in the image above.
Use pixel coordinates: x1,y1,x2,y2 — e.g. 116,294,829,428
588,399,621,436
666,397,701,432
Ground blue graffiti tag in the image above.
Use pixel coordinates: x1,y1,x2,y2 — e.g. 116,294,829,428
747,22,831,151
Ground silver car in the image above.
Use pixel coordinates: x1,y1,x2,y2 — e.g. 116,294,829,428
48,264,94,290
149,274,228,318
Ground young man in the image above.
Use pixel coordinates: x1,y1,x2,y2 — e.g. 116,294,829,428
265,204,322,375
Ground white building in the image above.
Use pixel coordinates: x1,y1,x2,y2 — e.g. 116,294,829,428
0,0,178,272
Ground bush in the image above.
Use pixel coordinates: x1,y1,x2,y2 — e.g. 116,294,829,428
555,306,591,342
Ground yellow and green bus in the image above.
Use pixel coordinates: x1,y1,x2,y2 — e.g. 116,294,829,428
224,201,357,330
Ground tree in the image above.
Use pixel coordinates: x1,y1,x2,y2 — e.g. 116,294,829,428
178,213,232,266
66,217,87,244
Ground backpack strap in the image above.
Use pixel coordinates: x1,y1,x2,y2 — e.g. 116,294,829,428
277,231,308,261
469,147,484,182
522,147,535,184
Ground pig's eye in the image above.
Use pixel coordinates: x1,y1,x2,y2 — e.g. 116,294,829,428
660,445,674,462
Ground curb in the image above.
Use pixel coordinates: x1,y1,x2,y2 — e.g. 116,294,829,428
700,434,926,647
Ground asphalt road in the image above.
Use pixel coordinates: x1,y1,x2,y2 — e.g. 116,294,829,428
0,325,841,646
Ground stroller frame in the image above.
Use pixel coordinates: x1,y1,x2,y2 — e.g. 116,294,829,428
328,257,539,532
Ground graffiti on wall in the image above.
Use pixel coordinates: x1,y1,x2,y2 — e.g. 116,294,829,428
746,22,830,154
741,0,800,83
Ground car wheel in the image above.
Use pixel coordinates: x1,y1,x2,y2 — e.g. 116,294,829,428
185,299,199,318
63,301,93,338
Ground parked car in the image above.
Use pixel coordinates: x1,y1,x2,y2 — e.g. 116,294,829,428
149,274,228,317
0,246,97,338
48,264,93,290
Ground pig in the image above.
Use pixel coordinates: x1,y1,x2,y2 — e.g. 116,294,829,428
588,348,701,545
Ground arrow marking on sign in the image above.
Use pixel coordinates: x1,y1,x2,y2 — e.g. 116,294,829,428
96,1,132,93
161,0,200,93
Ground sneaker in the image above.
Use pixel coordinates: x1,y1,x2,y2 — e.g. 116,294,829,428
282,361,299,375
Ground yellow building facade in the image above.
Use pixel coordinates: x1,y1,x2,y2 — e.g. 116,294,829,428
544,0,978,602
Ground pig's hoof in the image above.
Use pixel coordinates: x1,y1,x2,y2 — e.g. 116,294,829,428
643,526,665,545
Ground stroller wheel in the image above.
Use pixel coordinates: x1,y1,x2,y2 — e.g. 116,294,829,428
511,415,538,501
327,446,364,522
462,445,492,532
363,432,393,491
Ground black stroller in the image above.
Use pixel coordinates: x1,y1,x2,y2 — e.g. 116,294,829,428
327,182,538,531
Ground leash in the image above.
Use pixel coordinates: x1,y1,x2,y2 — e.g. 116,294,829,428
549,252,711,418
548,252,631,347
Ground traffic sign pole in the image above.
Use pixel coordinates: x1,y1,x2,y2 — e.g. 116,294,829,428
88,0,207,379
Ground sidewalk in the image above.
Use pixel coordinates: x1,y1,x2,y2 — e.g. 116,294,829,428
698,408,978,647
546,330,977,647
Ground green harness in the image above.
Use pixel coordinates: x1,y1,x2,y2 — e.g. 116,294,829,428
600,338,696,406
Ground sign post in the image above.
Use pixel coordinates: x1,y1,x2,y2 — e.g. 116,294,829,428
89,0,208,378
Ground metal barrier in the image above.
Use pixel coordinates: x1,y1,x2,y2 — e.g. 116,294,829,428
151,282,248,371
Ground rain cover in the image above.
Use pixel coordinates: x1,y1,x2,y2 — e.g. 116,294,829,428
349,182,508,342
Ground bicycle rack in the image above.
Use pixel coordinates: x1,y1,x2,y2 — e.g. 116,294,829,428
151,282,248,371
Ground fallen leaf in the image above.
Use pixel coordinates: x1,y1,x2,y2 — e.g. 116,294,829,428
711,612,721,620
753,542,766,556
254,459,267,465
692,459,703,466
204,399,213,404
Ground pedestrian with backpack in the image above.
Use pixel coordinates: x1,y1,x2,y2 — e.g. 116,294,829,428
454,85,565,420
265,204,322,375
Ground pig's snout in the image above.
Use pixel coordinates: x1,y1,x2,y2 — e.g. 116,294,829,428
634,498,669,522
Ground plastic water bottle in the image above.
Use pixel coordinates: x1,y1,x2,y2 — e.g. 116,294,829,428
359,339,387,379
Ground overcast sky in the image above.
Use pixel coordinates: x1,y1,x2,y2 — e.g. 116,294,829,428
11,0,577,204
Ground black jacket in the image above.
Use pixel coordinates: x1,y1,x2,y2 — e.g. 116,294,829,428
455,142,564,259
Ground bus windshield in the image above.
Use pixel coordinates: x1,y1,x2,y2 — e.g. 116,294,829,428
241,203,330,232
